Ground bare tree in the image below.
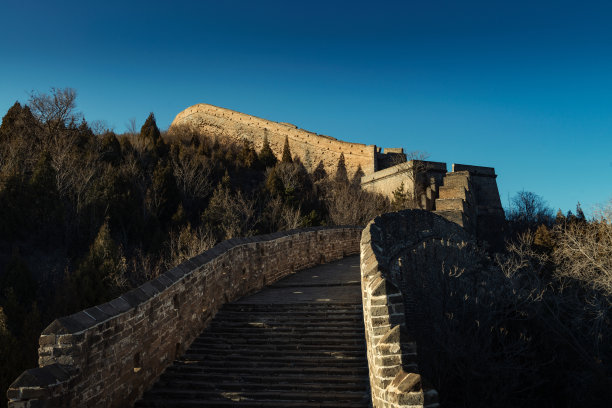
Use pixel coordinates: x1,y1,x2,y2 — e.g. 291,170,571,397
28,87,81,134
90,120,112,135
323,181,390,226
280,204,302,230
129,159,151,223
204,184,260,239
594,197,612,222
125,117,138,136
170,146,214,203
264,196,303,231
507,190,554,227
65,150,100,216
554,220,612,295
166,224,216,268
127,248,164,285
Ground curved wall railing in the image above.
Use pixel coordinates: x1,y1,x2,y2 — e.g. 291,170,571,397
360,209,472,408
8,227,361,408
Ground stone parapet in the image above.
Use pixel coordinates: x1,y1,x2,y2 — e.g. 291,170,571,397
361,160,447,210
452,163,496,177
8,227,362,408
361,209,473,408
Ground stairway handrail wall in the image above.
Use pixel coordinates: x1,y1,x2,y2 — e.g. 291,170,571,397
361,209,471,407
8,226,362,408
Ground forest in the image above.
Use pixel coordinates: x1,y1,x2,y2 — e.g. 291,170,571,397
0,89,390,405
0,88,610,407
413,196,612,407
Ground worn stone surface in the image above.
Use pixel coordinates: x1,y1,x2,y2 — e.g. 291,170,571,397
8,227,361,408
135,256,370,407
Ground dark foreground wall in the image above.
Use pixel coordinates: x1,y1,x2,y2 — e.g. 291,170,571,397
360,210,473,408
8,227,361,408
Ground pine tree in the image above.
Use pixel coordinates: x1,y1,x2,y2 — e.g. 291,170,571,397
392,182,412,210
576,202,586,222
146,161,180,223
140,113,160,143
351,165,365,186
566,210,576,224
76,119,95,149
69,221,127,310
265,166,284,197
0,102,37,145
555,209,566,225
534,224,555,251
0,102,23,139
100,132,122,165
259,135,277,168
334,153,348,184
29,152,63,233
312,160,327,182
237,139,260,169
281,136,292,163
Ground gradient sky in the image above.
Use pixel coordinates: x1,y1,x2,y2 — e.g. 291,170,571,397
1,0,611,215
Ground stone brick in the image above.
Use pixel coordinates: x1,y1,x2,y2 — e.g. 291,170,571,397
9,227,361,408
360,210,478,407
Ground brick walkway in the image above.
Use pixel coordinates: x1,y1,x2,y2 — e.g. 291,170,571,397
135,255,370,407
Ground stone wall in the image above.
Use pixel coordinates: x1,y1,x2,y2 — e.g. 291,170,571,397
171,105,505,243
360,209,473,408
361,160,447,210
7,227,361,408
171,103,386,177
362,160,505,246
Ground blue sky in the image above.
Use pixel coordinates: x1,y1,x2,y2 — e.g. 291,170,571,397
1,0,611,215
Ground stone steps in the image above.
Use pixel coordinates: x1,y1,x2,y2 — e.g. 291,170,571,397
179,355,366,366
136,398,365,408
152,379,367,393
211,310,363,318
434,170,476,232
137,389,369,403
156,371,368,386
199,326,365,335
182,349,367,359
165,363,369,376
208,320,364,329
191,335,365,346
136,296,369,407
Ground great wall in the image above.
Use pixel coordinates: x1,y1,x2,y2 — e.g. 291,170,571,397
171,104,505,242
7,104,506,407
